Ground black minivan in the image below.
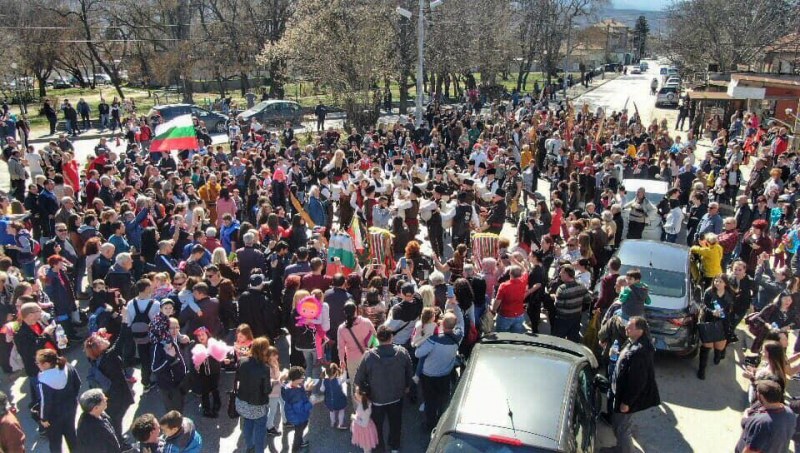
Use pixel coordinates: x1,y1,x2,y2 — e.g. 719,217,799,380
427,333,606,453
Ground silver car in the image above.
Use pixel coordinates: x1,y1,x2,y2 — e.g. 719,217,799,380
600,240,701,356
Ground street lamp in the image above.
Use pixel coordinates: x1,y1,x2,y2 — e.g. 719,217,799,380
396,0,443,128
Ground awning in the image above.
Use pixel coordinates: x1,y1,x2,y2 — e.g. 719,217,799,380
686,91,733,100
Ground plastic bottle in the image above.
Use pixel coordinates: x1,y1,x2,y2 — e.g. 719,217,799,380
713,302,725,319
55,324,67,350
609,340,620,363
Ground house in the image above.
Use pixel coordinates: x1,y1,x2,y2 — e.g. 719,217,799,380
568,20,633,71
757,33,800,75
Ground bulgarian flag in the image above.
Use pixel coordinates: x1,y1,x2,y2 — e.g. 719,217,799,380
150,114,199,152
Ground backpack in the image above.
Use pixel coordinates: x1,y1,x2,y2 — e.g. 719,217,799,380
87,356,112,392
130,299,155,345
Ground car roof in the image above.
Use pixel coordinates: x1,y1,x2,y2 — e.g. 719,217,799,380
446,333,594,450
615,239,689,273
621,178,669,195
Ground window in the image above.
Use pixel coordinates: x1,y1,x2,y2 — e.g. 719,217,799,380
619,264,686,298
572,367,594,453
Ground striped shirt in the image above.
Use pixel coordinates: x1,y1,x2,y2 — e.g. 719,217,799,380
555,281,591,319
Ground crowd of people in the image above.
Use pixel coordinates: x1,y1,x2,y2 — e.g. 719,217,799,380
0,71,796,453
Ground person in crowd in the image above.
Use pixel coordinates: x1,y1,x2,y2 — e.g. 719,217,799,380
75,389,122,453
36,349,82,453
697,275,734,380
608,316,660,453
159,410,202,453
129,413,164,453
152,318,188,413
415,311,463,431
735,380,796,453
282,366,314,452
354,325,413,453
489,264,528,333
0,390,25,453
82,332,134,442
552,264,592,342
235,337,276,453
337,301,377,385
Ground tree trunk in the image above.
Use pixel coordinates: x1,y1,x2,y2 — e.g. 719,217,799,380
399,71,410,115
435,71,444,101
443,73,451,99
240,72,250,96
217,75,226,98
36,73,47,98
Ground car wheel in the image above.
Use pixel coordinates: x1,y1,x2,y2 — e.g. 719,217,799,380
215,121,227,134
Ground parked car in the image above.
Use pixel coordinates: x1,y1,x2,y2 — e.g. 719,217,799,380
147,104,229,134
49,77,73,89
639,61,649,72
236,100,303,130
427,333,606,453
661,68,679,84
631,66,642,74
655,86,680,108
665,76,681,88
620,178,669,241
93,73,112,85
598,240,700,356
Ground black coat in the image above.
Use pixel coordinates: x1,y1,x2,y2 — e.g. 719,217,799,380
75,412,121,453
235,246,266,290
14,322,55,377
99,341,135,408
238,288,280,339
614,337,660,413
235,357,271,406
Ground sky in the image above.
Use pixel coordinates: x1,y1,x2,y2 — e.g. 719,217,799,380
613,0,669,10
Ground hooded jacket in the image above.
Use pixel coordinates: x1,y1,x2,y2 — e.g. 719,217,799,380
163,418,202,453
384,295,423,345
38,365,82,423
281,385,313,425
618,282,651,319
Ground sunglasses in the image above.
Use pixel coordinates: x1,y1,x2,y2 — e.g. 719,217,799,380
57,229,67,232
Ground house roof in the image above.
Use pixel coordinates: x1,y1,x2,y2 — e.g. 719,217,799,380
765,33,800,53
732,73,800,88
594,19,628,29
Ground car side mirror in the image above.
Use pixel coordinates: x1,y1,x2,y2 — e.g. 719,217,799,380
593,374,610,393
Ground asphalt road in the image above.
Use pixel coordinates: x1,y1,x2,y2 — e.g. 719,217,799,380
2,60,778,452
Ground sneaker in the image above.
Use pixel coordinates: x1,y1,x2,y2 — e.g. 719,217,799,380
267,428,282,436
284,422,294,429
412,375,419,385
336,424,348,430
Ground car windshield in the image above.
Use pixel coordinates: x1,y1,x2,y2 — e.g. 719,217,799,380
243,101,270,114
619,264,686,298
436,434,551,453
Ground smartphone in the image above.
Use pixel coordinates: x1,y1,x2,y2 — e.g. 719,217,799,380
400,257,407,269
447,285,455,298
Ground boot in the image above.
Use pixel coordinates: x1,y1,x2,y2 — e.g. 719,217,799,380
697,347,710,380
719,348,726,361
713,349,722,365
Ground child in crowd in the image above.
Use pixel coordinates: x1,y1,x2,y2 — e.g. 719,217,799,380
159,410,202,453
266,346,286,437
152,272,173,300
223,323,253,371
411,307,439,384
178,278,203,317
317,363,348,430
281,366,314,452
149,299,175,344
351,388,379,453
192,326,222,418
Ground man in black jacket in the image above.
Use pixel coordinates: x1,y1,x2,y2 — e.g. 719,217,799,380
611,316,660,453
76,389,122,452
354,326,413,453
235,232,266,291
237,274,280,341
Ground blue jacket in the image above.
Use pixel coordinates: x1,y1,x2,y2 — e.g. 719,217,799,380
124,208,149,251
281,385,312,425
44,268,76,317
109,234,131,257
163,418,202,453
318,377,347,411
307,196,326,227
415,328,463,378
37,189,59,218
220,220,240,253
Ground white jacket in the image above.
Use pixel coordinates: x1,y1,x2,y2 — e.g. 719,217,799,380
663,206,684,235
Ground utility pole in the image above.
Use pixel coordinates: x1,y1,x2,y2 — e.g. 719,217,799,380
563,17,572,98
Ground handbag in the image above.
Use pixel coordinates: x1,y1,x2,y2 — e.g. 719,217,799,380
480,308,495,334
697,319,725,343
227,370,239,419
